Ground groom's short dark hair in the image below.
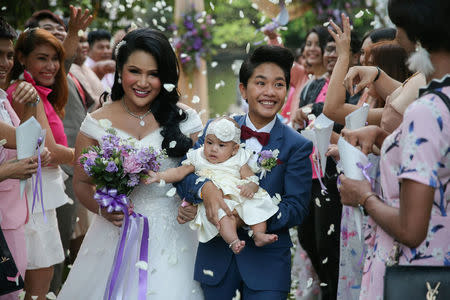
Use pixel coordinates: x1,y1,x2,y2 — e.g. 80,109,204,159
239,45,294,89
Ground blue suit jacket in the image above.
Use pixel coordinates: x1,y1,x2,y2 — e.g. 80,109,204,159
175,115,312,292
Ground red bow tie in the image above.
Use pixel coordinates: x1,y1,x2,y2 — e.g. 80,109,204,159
240,125,270,146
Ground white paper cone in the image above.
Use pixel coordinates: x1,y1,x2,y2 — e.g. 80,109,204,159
314,114,334,174
345,103,369,130
337,137,370,240
15,117,43,199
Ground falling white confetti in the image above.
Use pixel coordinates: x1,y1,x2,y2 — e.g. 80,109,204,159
246,43,251,53
68,264,73,269
220,43,227,49
169,141,177,148
315,198,321,207
76,217,80,223
215,83,222,90
67,198,74,205
323,21,330,27
277,212,282,219
239,10,244,18
179,109,183,115
135,261,148,271
31,297,38,300
232,289,241,300
164,84,175,92
307,277,313,288
166,187,176,197
355,10,364,19
320,282,328,287
327,224,335,235
211,61,218,68
46,292,57,300
192,95,200,104
203,269,214,277
188,82,193,89
322,257,328,264
209,2,215,10
275,193,282,203
158,179,166,187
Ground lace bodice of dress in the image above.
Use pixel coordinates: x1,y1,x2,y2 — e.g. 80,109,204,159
79,108,203,216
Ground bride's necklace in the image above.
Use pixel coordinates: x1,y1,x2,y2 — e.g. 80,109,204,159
121,99,152,127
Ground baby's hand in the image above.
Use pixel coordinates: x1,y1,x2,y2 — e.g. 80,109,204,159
143,171,160,185
238,182,259,199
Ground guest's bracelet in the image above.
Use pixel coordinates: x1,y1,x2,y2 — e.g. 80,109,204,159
359,191,378,208
373,67,381,82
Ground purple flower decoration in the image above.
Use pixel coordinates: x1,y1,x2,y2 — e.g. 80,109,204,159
106,161,118,173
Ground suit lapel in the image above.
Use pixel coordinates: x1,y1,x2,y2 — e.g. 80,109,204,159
263,117,283,151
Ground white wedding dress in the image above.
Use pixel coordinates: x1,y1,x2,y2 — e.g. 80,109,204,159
58,109,204,300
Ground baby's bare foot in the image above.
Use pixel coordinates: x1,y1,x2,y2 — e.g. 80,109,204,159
229,239,246,254
253,232,278,247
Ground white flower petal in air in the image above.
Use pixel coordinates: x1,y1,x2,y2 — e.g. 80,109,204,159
180,53,188,58
320,283,328,287
158,179,166,187
192,95,200,104
315,198,321,207
215,83,221,90
203,269,214,277
1,6,6,11
327,224,335,235
179,109,183,115
211,61,218,68
169,141,177,148
277,212,282,219
219,80,225,86
307,277,313,288
232,289,241,300
32,297,38,300
166,187,176,197
46,292,57,300
220,43,227,49
355,10,364,19
210,2,215,10
67,198,74,205
323,21,330,27
163,83,175,92
246,43,251,54
239,10,244,18
322,257,328,264
251,3,259,9
197,18,204,23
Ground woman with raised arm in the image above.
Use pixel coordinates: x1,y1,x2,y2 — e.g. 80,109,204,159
338,0,450,299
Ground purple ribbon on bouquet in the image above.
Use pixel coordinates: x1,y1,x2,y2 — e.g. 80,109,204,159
31,137,45,221
94,187,149,300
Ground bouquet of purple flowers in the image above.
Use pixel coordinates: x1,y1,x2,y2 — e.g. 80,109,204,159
79,128,166,197
78,126,166,298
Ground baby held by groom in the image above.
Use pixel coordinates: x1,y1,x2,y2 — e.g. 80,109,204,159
145,116,279,254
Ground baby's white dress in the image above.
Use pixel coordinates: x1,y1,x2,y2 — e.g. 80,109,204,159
183,146,279,243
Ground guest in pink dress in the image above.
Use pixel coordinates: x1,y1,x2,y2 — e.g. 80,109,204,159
7,28,74,300
338,1,450,299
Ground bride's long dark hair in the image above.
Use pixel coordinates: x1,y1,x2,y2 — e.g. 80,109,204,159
103,28,192,157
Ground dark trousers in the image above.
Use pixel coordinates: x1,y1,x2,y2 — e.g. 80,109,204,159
298,177,342,300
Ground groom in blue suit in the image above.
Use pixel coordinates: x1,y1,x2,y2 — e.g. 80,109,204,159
176,45,312,299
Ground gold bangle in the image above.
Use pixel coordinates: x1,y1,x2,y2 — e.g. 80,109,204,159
359,191,378,207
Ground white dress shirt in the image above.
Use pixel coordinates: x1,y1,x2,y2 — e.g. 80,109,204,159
244,114,277,166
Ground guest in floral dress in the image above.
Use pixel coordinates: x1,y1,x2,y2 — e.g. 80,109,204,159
337,0,450,299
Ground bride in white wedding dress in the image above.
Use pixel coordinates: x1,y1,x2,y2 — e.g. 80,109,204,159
58,29,204,299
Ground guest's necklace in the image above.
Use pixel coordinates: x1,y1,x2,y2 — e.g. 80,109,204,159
122,99,152,127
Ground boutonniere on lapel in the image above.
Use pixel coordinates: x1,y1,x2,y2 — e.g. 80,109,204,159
257,149,283,179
